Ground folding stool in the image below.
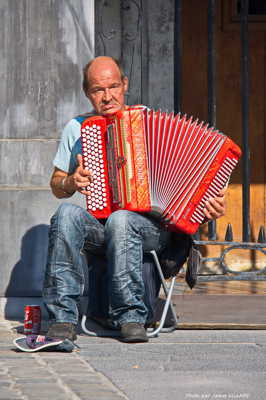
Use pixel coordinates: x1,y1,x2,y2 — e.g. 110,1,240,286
81,249,178,338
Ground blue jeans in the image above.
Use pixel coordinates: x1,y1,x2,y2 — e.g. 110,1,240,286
43,203,170,327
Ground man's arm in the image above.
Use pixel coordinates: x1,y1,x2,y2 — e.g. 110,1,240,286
50,154,93,199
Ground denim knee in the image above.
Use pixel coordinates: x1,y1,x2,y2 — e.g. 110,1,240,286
52,203,87,226
105,210,136,236
51,203,91,237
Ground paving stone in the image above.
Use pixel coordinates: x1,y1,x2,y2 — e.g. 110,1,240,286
59,376,103,384
0,381,12,388
3,360,38,368
54,370,98,378
26,396,68,400
18,387,68,396
71,388,123,399
18,384,64,391
0,389,21,399
8,368,49,378
69,383,114,390
38,358,82,365
43,362,86,370
0,353,33,360
77,396,125,400
15,377,57,384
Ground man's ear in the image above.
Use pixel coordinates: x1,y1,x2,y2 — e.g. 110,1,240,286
123,77,129,92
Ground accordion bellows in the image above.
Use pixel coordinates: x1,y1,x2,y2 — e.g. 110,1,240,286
81,107,241,234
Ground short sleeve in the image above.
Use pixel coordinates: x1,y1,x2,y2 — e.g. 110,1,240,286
53,119,81,173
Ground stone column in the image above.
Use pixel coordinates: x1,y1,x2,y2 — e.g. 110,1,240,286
0,0,94,317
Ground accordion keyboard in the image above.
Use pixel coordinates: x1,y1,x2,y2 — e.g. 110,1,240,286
81,118,112,218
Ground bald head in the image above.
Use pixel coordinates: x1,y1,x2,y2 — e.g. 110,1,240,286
83,57,125,95
83,56,129,116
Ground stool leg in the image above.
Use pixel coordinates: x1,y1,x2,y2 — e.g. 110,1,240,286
147,250,178,338
81,314,121,337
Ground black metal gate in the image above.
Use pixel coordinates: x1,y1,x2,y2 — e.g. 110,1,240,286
175,0,266,282
95,0,266,282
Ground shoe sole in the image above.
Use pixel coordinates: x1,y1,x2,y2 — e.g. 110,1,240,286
13,337,64,352
121,336,149,343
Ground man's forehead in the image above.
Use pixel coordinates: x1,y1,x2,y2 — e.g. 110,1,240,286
87,61,122,83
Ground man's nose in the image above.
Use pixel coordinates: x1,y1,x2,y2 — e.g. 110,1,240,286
102,88,112,102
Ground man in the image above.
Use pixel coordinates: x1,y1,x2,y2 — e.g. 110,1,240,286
43,56,226,343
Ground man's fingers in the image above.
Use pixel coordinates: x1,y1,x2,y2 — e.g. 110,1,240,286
204,203,222,218
203,208,212,220
78,188,91,196
76,154,92,176
203,205,220,220
204,198,225,220
75,174,92,184
75,167,93,180
203,185,227,220
75,179,92,189
218,187,227,196
77,154,83,168
83,168,94,178
209,196,225,207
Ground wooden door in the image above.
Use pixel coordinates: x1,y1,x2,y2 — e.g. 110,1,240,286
181,0,266,273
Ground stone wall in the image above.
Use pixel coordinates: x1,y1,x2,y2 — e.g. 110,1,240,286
95,0,175,111
0,0,94,312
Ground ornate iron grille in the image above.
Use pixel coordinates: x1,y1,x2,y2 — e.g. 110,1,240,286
95,0,266,281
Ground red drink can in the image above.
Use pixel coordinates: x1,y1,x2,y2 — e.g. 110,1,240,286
24,305,41,335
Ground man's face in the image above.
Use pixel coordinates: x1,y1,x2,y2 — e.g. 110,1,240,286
86,62,128,116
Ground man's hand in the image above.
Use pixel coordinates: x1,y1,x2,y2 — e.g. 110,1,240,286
203,187,227,220
50,154,93,199
67,154,93,196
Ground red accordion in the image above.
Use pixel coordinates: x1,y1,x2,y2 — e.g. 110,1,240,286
80,106,241,234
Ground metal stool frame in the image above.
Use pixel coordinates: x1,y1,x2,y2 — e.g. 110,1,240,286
81,250,178,338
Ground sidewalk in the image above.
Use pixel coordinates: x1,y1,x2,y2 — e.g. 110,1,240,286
0,318,127,400
1,317,266,400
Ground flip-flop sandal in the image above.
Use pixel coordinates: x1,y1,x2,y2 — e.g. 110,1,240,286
13,335,75,352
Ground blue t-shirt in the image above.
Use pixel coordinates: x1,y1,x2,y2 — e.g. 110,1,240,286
53,106,147,174
53,113,94,174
